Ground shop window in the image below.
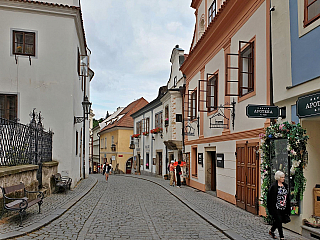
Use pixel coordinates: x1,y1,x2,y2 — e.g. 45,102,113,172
0,94,17,121
13,31,35,56
304,0,320,26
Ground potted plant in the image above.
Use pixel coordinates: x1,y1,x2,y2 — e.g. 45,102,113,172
151,127,163,134
143,131,149,136
165,118,169,127
132,133,140,138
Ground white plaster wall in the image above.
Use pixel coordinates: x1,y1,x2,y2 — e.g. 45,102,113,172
0,7,89,185
230,1,268,132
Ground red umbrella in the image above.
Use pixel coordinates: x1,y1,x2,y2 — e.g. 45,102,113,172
173,161,186,167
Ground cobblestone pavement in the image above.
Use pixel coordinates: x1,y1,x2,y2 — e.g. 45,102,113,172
0,175,97,239
14,174,229,240
127,175,307,240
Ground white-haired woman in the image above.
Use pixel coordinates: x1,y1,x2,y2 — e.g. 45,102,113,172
267,171,290,240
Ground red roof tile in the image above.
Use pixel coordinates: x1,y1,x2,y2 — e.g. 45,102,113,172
99,98,148,133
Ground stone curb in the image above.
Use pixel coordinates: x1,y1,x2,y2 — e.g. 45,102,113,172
0,177,98,240
122,175,246,240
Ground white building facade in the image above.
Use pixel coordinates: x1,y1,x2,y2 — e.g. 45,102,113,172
0,0,92,185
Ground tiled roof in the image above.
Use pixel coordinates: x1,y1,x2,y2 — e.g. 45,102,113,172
7,0,79,9
6,0,87,50
99,98,148,133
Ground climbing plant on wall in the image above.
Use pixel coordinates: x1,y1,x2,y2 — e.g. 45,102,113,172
260,121,309,223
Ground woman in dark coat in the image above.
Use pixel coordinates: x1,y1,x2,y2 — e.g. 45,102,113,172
267,171,290,240
176,161,182,188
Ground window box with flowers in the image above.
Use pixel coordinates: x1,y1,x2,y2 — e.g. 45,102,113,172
143,131,149,136
133,133,140,138
165,118,169,127
150,127,163,134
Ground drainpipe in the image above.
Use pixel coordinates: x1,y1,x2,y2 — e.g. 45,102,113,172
270,3,275,107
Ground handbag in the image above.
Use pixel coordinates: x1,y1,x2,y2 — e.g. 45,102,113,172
282,214,291,224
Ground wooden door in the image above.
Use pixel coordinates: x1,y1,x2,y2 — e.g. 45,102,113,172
236,142,259,215
158,152,162,176
211,152,216,191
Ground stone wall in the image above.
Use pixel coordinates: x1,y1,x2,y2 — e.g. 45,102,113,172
0,162,59,213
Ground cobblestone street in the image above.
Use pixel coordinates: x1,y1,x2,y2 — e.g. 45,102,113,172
1,174,307,240
13,174,228,240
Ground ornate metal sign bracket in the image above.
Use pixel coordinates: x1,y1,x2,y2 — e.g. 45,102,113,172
184,117,199,136
209,99,236,130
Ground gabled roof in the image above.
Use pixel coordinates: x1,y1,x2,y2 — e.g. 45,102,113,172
5,0,88,51
99,97,148,133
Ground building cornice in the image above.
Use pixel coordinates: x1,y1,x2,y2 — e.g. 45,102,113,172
180,0,264,81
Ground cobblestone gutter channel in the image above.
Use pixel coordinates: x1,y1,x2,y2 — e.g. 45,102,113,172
0,176,98,240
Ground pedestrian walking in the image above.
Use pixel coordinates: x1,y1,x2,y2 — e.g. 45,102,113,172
169,160,175,186
176,160,182,188
105,162,110,181
102,162,106,175
267,170,291,240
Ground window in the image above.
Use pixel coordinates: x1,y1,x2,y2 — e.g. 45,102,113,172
190,90,197,120
77,48,80,75
207,74,218,112
0,94,17,121
174,76,177,87
13,31,35,56
105,137,107,149
239,42,254,97
101,138,103,148
111,136,114,144
155,112,163,128
208,0,216,24
304,0,320,26
145,118,150,132
192,147,197,177
136,121,142,134
76,131,78,155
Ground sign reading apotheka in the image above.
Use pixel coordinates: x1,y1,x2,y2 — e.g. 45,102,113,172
297,91,320,118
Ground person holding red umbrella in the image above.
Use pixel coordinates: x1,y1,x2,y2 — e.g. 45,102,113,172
176,160,182,188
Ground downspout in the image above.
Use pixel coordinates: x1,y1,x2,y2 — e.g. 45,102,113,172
270,2,275,123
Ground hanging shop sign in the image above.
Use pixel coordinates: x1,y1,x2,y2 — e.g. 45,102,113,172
246,105,279,118
296,91,320,118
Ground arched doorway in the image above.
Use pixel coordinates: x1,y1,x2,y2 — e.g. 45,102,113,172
126,157,133,174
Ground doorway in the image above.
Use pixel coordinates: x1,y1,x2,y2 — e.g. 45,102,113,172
205,151,216,191
126,158,133,174
236,142,259,215
157,152,162,175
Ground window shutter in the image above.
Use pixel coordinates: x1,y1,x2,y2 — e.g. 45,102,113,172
225,53,240,96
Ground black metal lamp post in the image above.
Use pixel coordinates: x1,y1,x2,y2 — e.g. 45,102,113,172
82,95,91,179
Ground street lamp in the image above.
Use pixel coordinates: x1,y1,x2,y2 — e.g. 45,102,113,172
74,95,92,179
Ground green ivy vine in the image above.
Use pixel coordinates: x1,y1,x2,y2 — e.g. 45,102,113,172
260,121,309,223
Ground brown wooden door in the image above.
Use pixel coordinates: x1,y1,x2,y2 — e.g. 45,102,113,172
211,152,216,191
236,142,259,215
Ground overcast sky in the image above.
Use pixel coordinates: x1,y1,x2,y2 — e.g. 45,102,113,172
81,0,195,119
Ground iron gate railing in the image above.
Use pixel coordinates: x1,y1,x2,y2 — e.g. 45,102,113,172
0,110,53,188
